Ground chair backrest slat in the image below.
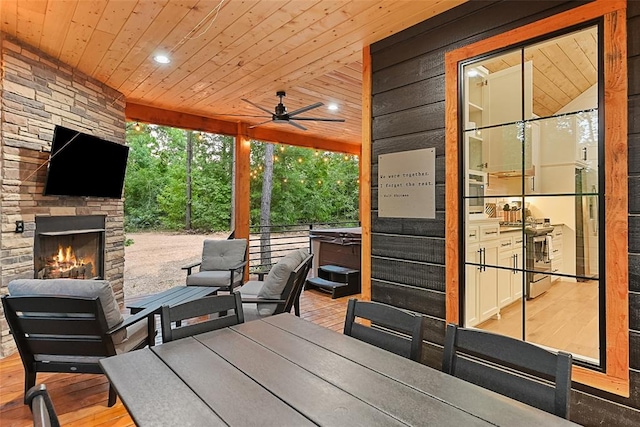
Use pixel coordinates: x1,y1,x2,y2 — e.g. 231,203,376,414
161,292,244,343
343,299,427,362
281,254,313,314
3,295,115,360
442,323,572,419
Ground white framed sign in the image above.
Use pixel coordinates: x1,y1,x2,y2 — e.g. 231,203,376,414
378,148,436,219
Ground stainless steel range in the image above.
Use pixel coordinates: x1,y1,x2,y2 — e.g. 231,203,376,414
525,224,555,299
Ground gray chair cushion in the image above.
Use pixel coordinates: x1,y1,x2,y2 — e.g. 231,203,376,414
7,279,127,343
186,270,243,287
239,280,276,315
238,280,263,296
258,256,299,299
242,302,278,320
201,239,247,271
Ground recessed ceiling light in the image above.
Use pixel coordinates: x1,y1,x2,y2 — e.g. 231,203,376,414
153,55,171,64
327,103,338,111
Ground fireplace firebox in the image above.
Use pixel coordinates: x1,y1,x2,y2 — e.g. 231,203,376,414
34,216,106,280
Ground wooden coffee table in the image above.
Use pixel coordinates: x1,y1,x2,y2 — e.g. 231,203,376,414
127,286,220,345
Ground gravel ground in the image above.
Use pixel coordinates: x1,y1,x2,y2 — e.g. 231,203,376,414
123,231,228,298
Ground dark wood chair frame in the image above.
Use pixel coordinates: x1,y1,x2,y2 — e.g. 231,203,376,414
25,383,60,427
160,291,245,343
442,323,573,419
242,253,313,317
2,295,155,407
343,299,428,362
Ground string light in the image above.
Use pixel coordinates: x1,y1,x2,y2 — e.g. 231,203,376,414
297,158,303,163
197,133,203,140
134,123,141,131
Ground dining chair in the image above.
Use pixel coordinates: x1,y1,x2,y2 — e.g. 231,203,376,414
183,238,248,293
343,299,428,362
25,384,60,427
3,279,153,407
442,323,573,419
160,291,244,343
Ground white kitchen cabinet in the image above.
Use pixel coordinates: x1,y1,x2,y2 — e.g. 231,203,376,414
464,69,488,173
465,242,480,327
497,233,525,308
483,62,534,175
465,221,500,327
551,226,564,282
497,237,514,308
512,235,524,300
478,241,499,321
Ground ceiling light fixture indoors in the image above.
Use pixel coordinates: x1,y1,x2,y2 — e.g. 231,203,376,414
153,54,171,64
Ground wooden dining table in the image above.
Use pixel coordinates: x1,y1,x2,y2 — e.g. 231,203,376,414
99,313,578,426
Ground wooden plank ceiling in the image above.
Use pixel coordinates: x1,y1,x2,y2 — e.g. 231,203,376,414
1,0,466,151
473,26,598,117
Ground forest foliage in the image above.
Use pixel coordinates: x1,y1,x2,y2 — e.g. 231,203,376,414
124,123,359,232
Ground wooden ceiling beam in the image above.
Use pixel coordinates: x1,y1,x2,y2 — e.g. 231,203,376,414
247,126,360,155
125,102,359,155
126,102,238,135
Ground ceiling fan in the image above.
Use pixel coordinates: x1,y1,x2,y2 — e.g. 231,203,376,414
240,91,345,131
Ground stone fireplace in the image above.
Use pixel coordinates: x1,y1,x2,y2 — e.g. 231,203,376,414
0,35,127,357
34,216,106,280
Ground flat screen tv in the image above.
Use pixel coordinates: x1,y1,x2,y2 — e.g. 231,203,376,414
43,125,129,198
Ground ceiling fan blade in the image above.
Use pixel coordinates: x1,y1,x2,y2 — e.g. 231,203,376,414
242,98,274,116
248,119,274,129
290,117,346,122
287,120,307,131
288,102,323,117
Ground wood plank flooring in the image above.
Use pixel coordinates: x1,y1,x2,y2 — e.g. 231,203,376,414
477,279,599,362
0,288,358,427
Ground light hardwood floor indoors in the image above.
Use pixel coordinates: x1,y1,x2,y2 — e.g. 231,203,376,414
478,279,599,362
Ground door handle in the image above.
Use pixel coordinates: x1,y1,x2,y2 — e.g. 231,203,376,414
513,253,518,273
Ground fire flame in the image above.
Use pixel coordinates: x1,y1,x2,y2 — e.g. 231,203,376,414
49,244,86,272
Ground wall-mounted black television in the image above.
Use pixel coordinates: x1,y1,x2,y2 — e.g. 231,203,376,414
43,125,129,198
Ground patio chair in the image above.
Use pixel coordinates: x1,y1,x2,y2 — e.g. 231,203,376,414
2,279,153,407
25,384,60,427
183,238,248,293
343,299,428,362
239,249,313,321
160,291,244,343
442,323,572,419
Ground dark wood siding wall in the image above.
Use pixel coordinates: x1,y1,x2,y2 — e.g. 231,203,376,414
369,0,640,425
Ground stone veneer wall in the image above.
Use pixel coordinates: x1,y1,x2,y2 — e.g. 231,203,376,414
0,33,127,357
